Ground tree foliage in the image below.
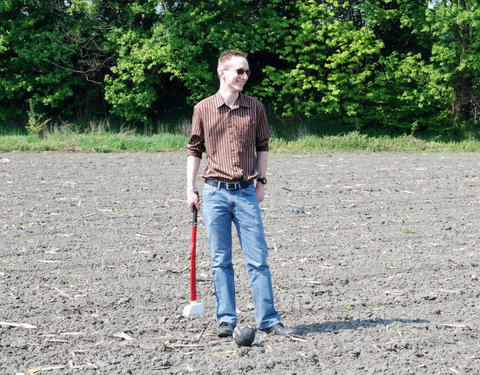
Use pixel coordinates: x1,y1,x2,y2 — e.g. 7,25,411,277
254,1,384,126
0,0,478,132
0,0,110,121
426,0,480,125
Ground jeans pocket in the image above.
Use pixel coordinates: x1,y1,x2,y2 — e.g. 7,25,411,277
241,184,256,195
203,184,217,196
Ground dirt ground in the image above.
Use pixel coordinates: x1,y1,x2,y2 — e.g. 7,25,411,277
1,151,479,375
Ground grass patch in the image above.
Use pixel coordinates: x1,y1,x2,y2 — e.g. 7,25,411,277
1,119,480,152
0,119,189,152
0,132,188,152
270,132,480,152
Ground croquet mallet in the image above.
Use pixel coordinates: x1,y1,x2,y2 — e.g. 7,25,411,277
182,206,205,317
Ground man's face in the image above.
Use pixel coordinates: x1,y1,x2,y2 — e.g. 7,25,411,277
219,56,250,93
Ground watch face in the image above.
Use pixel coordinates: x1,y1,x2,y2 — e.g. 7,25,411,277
258,177,267,184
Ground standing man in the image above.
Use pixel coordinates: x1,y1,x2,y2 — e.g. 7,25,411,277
186,50,293,337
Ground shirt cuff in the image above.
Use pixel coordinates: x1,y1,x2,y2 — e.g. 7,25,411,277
187,149,203,159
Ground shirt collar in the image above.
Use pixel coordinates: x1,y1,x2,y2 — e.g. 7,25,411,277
213,93,225,108
237,93,251,108
214,92,251,108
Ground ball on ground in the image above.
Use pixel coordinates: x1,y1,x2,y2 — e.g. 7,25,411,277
233,324,256,347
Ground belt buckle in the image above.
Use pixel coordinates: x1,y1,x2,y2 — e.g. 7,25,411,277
225,182,238,190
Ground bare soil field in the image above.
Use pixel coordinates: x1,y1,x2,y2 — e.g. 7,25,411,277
1,151,479,375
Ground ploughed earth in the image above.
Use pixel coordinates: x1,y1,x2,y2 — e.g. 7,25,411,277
1,151,479,374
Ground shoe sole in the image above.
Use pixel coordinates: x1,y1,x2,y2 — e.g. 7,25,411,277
260,327,295,335
217,325,235,338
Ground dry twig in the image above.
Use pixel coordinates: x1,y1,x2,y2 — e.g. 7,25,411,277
18,365,66,375
466,354,480,360
113,332,135,341
434,322,476,330
1,321,37,330
53,287,69,298
288,335,309,343
168,266,188,274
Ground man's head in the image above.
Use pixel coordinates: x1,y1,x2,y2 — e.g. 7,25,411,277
218,50,247,68
217,50,250,93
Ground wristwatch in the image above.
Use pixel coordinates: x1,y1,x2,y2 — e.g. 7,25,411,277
257,177,267,185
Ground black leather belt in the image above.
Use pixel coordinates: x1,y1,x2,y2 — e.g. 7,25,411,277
205,179,253,190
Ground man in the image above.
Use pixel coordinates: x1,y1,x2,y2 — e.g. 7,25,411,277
186,50,293,337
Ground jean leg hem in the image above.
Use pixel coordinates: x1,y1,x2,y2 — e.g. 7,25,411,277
258,319,281,330
218,319,237,326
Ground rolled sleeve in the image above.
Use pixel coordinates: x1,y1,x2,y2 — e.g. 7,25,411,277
187,107,205,158
255,103,270,152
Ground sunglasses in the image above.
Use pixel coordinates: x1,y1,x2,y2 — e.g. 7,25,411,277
226,69,251,76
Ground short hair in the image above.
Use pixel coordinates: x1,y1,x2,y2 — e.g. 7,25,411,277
218,50,247,68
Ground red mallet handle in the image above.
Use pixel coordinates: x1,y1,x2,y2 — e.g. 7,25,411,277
190,208,198,302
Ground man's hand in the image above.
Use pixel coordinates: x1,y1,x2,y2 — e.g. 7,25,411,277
255,183,265,203
255,151,268,203
187,189,200,212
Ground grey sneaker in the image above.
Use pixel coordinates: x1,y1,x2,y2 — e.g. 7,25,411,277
217,322,236,337
260,323,295,335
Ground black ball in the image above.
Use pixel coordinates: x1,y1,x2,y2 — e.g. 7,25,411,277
233,324,256,346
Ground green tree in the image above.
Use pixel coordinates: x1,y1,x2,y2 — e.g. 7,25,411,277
358,0,452,132
0,0,109,122
367,52,453,132
254,0,383,127
0,0,475,134
103,0,285,124
156,0,284,103
426,0,480,126
255,0,452,132
102,0,189,124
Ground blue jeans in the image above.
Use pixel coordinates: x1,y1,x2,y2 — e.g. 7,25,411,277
202,181,281,329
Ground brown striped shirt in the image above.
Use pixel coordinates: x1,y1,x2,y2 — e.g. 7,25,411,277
187,92,270,182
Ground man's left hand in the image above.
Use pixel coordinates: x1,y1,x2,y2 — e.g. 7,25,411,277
256,184,265,203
